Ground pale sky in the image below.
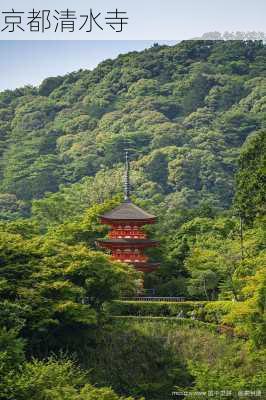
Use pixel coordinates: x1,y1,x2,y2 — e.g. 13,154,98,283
0,0,265,91
0,41,176,92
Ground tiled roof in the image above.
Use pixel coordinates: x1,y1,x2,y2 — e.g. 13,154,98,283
101,201,156,221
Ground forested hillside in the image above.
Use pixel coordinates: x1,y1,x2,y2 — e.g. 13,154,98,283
0,40,265,220
0,41,265,399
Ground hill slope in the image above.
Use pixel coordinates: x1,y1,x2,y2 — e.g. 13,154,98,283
0,40,265,220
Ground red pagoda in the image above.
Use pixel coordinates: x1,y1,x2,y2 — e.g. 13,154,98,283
97,153,159,273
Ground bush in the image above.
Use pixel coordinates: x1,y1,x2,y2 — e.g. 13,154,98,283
111,316,218,333
1,356,136,400
86,323,192,400
106,300,233,324
204,301,234,323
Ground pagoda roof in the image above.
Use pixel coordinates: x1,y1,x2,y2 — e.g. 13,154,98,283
100,201,156,221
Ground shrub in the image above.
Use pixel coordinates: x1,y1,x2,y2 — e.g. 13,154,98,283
106,300,233,324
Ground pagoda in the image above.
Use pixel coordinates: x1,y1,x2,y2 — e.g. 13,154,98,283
97,153,159,273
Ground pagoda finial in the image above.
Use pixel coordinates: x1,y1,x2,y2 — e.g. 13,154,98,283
124,151,130,201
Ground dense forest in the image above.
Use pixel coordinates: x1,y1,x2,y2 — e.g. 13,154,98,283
0,40,265,399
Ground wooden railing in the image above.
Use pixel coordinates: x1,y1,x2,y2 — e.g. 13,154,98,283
109,229,147,239
121,297,186,302
112,254,148,262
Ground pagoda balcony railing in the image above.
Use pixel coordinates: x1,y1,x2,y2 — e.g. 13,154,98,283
121,296,186,302
109,231,147,239
112,254,148,263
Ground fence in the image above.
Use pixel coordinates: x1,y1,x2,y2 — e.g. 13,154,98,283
121,296,186,302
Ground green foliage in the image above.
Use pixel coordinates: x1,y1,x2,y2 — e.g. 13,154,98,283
87,323,191,400
0,41,265,399
0,328,25,377
234,130,266,224
107,300,205,317
1,355,136,400
106,300,233,324
0,41,265,218
109,318,266,399
224,267,266,347
0,193,28,220
39,76,65,96
0,212,139,356
112,316,218,333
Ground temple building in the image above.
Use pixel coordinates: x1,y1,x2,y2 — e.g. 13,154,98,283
97,153,159,274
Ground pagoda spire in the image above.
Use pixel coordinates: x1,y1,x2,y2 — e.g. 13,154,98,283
124,151,130,201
